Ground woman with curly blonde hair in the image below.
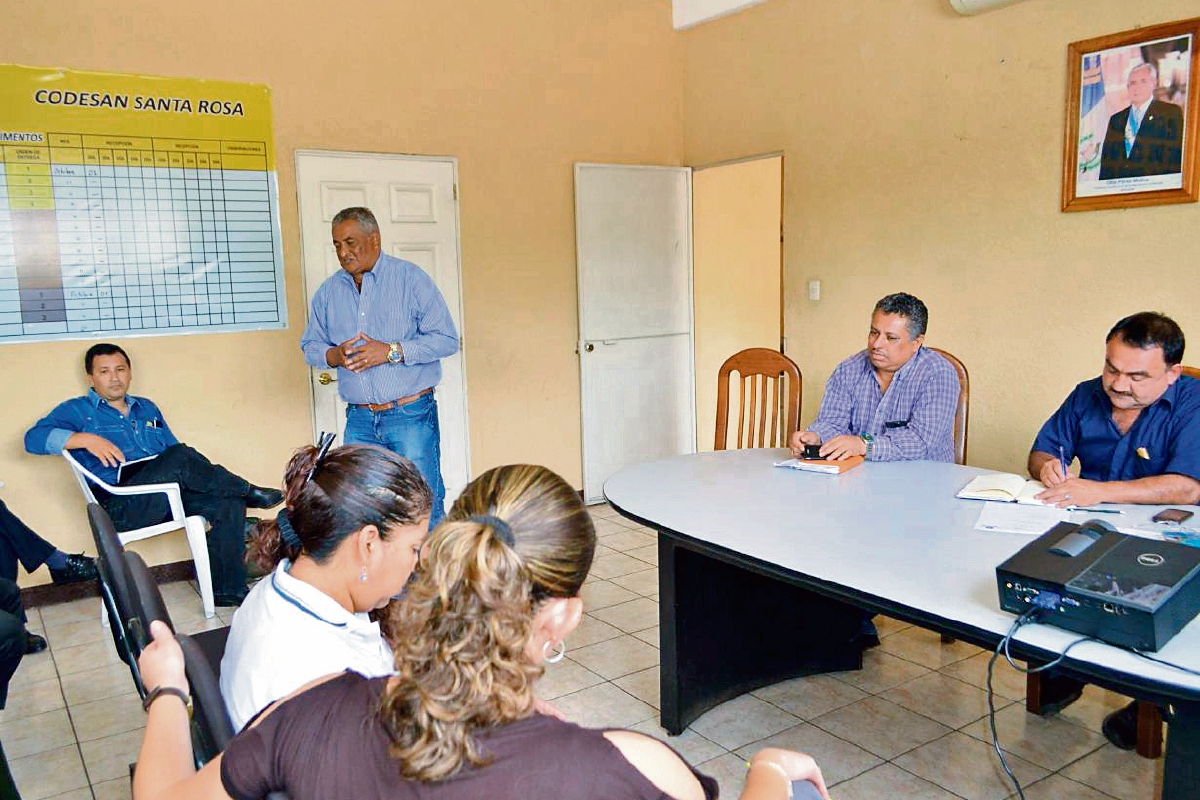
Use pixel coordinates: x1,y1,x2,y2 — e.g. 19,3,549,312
132,464,829,800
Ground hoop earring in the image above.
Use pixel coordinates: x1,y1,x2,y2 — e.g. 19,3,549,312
359,566,368,583
542,640,566,664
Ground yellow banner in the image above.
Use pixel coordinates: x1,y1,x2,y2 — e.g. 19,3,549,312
0,65,274,170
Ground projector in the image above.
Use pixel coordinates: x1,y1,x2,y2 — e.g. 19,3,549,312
996,519,1200,651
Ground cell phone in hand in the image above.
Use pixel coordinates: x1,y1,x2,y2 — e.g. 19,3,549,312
801,443,823,460
1152,508,1195,525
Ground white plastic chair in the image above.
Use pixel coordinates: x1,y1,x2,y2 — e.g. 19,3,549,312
62,450,216,619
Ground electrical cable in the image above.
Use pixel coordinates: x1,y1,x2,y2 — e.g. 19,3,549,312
986,609,1039,800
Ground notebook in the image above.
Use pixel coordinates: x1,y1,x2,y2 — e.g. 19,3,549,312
957,472,1046,504
773,455,864,475
116,455,158,484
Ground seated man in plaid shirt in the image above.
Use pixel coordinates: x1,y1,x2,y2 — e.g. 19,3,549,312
789,292,959,463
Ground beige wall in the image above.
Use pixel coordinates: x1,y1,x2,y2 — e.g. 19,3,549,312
693,156,783,449
682,0,1200,474
2,0,684,586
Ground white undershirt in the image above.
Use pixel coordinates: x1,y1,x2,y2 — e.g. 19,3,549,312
219,559,395,731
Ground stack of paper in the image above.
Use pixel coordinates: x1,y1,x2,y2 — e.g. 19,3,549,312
974,503,1070,535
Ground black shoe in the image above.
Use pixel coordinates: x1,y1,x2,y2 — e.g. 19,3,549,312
1102,701,1141,750
214,588,250,607
857,619,881,650
49,553,99,585
245,486,283,509
1035,673,1085,715
24,631,47,654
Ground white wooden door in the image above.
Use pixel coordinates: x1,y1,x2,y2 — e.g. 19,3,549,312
295,151,470,505
575,164,695,504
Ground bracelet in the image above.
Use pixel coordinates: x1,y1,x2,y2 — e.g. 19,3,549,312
142,685,193,717
746,760,793,799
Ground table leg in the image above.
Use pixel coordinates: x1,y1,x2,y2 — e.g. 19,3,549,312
1163,699,1199,800
658,534,864,735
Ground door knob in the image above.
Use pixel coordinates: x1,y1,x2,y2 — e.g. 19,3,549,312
585,343,595,352
317,372,336,385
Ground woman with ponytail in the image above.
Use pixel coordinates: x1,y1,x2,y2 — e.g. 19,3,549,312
135,464,830,800
219,442,431,730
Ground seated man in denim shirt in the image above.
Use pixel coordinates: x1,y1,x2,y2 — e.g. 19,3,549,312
1026,312,1200,749
24,343,282,606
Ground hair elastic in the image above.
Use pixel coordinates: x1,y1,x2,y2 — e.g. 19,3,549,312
469,515,515,547
276,508,303,549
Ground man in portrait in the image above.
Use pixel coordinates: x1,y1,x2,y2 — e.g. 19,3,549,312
1098,62,1184,180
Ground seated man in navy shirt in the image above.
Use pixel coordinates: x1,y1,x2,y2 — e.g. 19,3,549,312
1026,311,1200,748
24,343,283,606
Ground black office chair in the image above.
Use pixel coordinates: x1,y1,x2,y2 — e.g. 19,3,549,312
123,550,174,651
88,502,144,696
179,631,235,765
125,547,236,767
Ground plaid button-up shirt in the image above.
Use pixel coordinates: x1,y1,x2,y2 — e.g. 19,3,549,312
807,347,959,462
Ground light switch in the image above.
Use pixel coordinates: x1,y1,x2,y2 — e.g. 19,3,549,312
808,280,821,301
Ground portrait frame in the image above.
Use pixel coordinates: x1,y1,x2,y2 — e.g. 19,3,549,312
1061,16,1200,212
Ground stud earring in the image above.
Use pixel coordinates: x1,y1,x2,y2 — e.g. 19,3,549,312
359,566,368,583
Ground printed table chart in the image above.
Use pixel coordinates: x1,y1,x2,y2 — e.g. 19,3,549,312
0,134,280,338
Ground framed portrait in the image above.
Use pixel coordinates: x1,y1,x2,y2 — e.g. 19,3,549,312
1062,17,1200,212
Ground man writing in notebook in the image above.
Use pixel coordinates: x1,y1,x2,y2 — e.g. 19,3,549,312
24,343,283,606
789,292,959,462
1026,311,1200,747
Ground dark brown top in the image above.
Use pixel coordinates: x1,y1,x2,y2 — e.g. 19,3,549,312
221,672,718,800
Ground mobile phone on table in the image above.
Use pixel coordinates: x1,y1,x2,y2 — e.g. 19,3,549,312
1152,508,1195,525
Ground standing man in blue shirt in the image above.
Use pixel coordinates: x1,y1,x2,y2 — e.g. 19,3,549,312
789,292,960,462
300,207,459,525
1026,311,1200,748
25,343,283,606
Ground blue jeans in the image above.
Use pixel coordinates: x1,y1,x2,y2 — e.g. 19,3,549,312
344,393,446,526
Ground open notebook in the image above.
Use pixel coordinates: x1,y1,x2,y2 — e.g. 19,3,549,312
957,472,1047,504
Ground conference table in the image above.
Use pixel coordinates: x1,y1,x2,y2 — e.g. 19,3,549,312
603,448,1200,800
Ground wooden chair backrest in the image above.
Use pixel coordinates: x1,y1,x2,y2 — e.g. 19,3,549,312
1182,365,1200,380
928,347,970,466
715,348,802,450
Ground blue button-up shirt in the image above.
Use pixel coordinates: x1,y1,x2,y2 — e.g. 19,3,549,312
807,347,960,462
1031,376,1200,482
299,253,460,405
24,389,178,484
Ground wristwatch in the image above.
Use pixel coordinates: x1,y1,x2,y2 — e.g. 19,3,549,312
860,433,874,460
387,342,404,364
142,685,192,717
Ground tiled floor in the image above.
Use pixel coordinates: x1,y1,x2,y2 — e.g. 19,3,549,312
6,504,1164,799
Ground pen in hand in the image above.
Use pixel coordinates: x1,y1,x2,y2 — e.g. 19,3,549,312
1059,446,1069,481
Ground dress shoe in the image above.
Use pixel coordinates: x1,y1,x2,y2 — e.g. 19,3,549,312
1034,673,1084,715
214,587,250,607
857,618,881,650
245,486,283,509
24,631,47,655
49,553,99,585
1102,700,1141,750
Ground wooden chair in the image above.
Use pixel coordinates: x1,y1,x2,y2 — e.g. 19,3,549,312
928,349,968,646
715,348,801,450
64,450,216,618
928,347,969,466
1182,365,1200,380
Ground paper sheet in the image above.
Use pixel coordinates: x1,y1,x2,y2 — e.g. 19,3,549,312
974,503,1070,535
